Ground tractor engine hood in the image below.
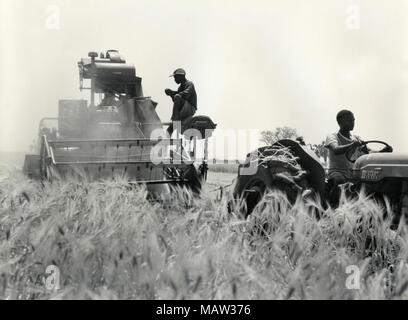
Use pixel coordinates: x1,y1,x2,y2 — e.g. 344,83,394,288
353,153,408,181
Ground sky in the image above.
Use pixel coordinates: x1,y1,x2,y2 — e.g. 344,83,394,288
1,0,407,159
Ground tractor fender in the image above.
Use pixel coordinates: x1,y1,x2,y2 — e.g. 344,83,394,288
272,139,326,199
232,158,306,217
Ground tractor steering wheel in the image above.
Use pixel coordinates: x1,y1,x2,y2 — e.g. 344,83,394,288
345,140,391,163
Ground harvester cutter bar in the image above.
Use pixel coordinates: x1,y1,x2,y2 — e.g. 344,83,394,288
48,138,182,148
45,137,183,165
129,179,188,185
40,135,191,182
54,160,191,165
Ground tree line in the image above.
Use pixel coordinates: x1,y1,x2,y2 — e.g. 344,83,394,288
260,126,328,164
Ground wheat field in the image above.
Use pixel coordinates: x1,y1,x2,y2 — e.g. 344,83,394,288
1,164,408,300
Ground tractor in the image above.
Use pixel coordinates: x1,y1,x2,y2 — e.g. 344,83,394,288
23,50,216,198
231,139,408,229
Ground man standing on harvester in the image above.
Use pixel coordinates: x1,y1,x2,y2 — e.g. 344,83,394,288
165,68,197,136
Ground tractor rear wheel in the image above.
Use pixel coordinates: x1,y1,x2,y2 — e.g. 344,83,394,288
231,164,302,218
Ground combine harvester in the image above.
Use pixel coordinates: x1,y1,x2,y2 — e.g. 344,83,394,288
23,50,216,197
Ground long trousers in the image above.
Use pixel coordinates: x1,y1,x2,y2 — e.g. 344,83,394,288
167,96,196,136
327,171,348,208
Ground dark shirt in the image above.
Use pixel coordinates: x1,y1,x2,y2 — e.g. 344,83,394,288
176,80,197,109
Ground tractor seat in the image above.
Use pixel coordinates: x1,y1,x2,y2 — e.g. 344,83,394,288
182,115,217,139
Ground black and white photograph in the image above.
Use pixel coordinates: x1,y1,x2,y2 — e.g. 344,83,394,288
0,0,408,304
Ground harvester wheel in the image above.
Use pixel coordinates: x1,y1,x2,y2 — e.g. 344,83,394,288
182,164,202,195
167,164,202,196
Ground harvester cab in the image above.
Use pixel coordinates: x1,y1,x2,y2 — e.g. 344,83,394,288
23,50,217,197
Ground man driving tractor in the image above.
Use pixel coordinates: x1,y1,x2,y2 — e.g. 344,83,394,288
325,109,393,207
165,68,197,136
